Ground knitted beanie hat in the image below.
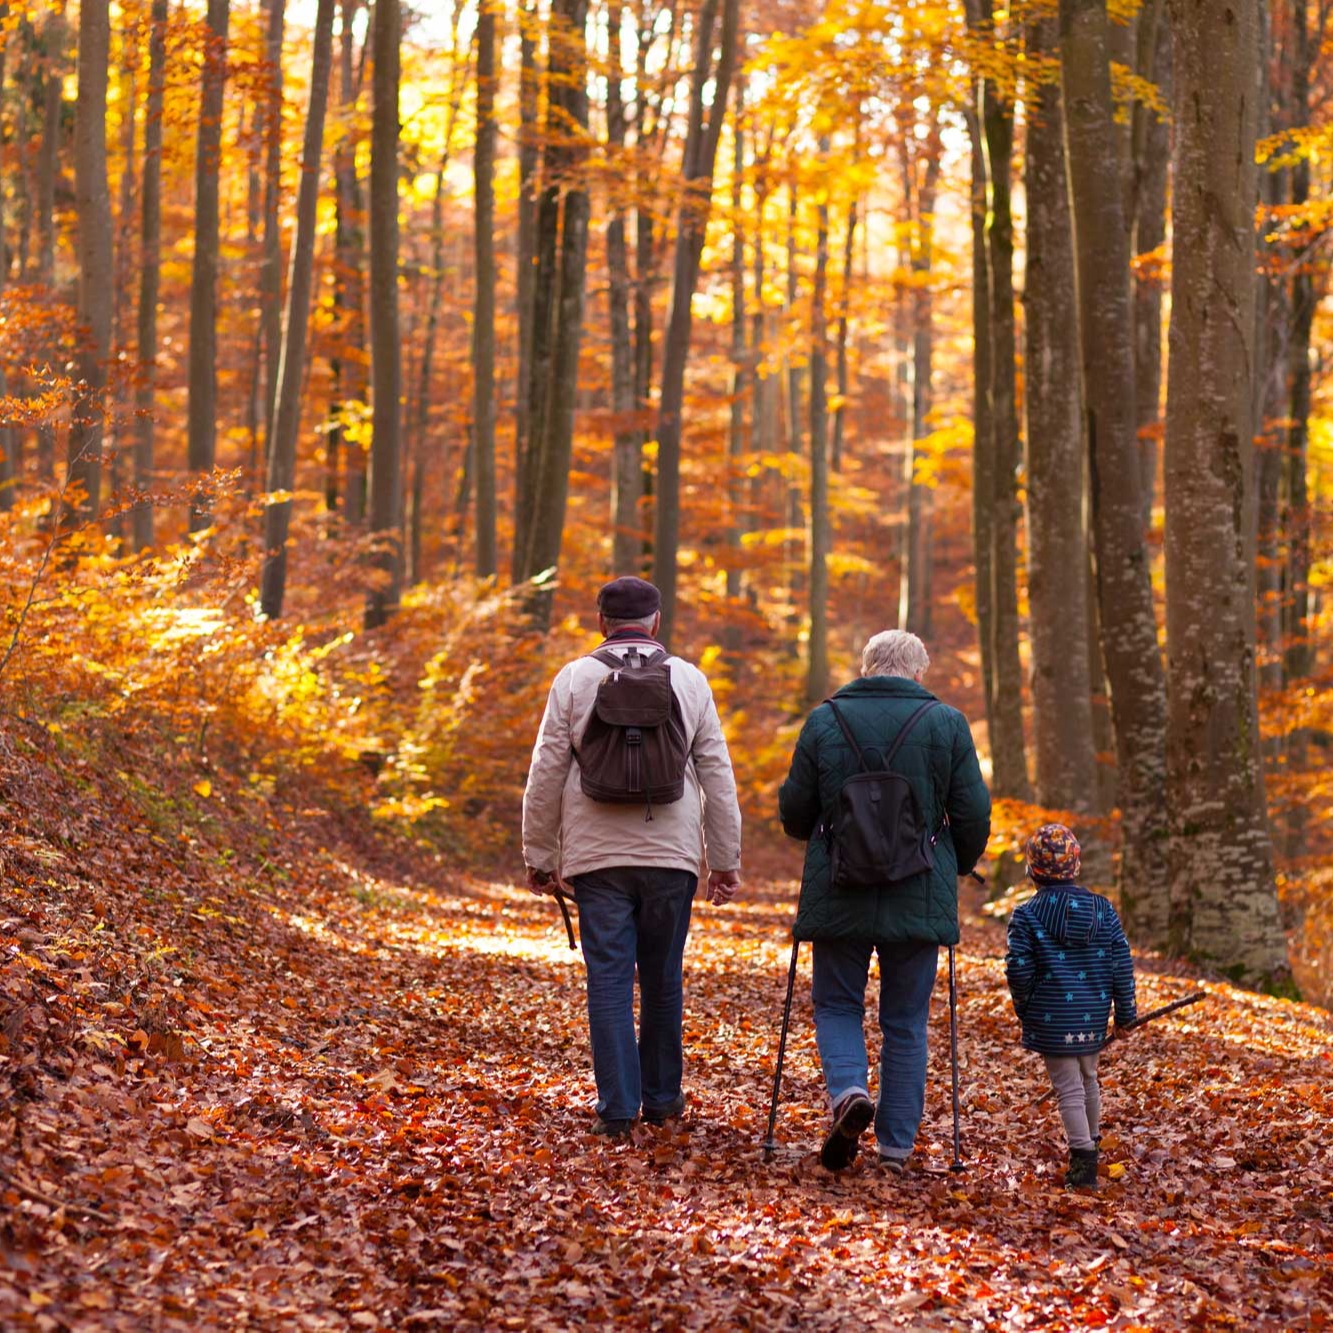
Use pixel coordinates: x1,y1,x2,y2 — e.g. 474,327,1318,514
1025,823,1082,883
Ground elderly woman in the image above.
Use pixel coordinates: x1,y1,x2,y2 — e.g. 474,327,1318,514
779,630,991,1172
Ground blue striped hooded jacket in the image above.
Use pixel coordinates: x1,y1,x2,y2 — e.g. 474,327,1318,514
1004,882,1137,1056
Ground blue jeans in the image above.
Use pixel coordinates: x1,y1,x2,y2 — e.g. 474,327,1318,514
811,939,939,1157
571,867,697,1122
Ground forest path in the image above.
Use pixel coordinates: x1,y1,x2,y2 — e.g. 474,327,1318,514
1,759,1330,1328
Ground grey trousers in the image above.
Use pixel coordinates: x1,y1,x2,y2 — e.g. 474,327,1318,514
1042,1053,1101,1151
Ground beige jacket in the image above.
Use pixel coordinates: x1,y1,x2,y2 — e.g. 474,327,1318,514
521,639,742,881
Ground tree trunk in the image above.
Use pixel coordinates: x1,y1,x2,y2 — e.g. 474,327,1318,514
1060,0,1170,938
965,99,996,752
258,0,336,619
607,0,640,575
65,0,113,526
0,39,11,513
35,8,64,485
1164,0,1286,985
831,189,857,474
472,0,498,578
365,0,402,629
259,0,286,469
806,137,831,704
1024,26,1098,812
651,0,740,646
513,0,592,620
511,0,541,582
725,79,748,636
898,125,940,638
331,0,367,524
980,38,1031,800
186,0,231,532
132,0,168,550
1132,9,1171,524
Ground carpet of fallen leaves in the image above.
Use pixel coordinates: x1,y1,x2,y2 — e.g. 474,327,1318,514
1,726,1331,1331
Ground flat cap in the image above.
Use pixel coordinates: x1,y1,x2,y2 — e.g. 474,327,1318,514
597,575,661,620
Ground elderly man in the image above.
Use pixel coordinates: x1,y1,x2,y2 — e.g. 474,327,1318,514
779,629,990,1171
523,576,743,1137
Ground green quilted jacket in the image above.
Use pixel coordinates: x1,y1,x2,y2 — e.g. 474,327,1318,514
779,676,991,944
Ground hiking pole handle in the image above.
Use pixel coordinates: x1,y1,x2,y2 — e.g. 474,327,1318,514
550,886,578,951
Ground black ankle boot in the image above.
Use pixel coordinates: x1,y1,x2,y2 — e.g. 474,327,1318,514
1065,1147,1099,1188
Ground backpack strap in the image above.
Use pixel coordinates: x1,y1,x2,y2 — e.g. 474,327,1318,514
590,646,668,671
826,696,938,774
824,699,871,774
882,699,939,770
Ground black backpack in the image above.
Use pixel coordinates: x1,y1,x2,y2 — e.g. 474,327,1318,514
824,697,940,892
577,648,689,820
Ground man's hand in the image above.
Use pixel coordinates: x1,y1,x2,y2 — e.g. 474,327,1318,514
526,866,562,896
705,869,741,905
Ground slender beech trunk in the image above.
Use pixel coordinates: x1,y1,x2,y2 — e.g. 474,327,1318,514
651,0,740,646
259,0,285,466
132,0,168,549
511,0,541,581
607,0,641,574
831,188,857,474
965,100,995,749
514,0,592,619
186,0,231,531
365,0,402,629
258,0,336,619
806,137,831,704
1164,0,1286,984
0,40,10,513
725,80,748,632
332,0,367,523
1132,10,1171,524
1024,29,1098,812
472,1,498,577
1060,0,1170,937
979,26,1031,800
898,126,941,637
66,0,112,525
35,9,63,483
1283,0,1314,857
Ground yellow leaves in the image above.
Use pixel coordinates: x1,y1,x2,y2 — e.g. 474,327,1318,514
1106,1162,1127,1180
193,779,213,799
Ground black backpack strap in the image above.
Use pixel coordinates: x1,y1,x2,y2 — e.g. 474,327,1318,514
882,699,939,770
824,699,870,774
589,646,668,671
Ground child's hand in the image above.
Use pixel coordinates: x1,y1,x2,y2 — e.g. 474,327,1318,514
1111,1023,1132,1041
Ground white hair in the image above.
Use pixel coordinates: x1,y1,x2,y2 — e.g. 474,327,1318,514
861,629,930,680
603,613,658,633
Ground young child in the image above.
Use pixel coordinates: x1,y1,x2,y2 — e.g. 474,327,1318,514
1005,823,1137,1187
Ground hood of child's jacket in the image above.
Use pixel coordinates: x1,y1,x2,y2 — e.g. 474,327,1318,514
1028,884,1100,946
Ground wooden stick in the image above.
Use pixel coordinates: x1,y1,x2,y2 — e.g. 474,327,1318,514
0,1167,115,1223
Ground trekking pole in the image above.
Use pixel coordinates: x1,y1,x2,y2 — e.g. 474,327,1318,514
948,943,965,1173
762,938,801,1161
532,870,578,950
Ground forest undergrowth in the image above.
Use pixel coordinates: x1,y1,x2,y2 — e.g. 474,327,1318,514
0,716,1330,1330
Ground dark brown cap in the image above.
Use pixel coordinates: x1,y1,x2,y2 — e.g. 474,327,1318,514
597,576,661,620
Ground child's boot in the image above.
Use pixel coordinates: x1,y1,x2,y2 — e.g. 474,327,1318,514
1065,1147,1099,1188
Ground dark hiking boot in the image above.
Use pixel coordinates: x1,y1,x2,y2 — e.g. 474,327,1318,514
876,1153,909,1176
1065,1147,1099,1188
643,1094,686,1127
590,1117,634,1139
820,1092,875,1171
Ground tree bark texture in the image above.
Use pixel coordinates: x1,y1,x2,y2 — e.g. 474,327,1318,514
186,0,230,531
1023,28,1098,812
259,0,286,467
651,0,740,646
1164,0,1287,984
725,81,748,632
66,0,113,525
132,0,169,549
806,138,831,705
259,0,336,619
365,0,402,628
514,0,592,620
472,1,498,578
607,0,641,576
1061,0,1170,939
